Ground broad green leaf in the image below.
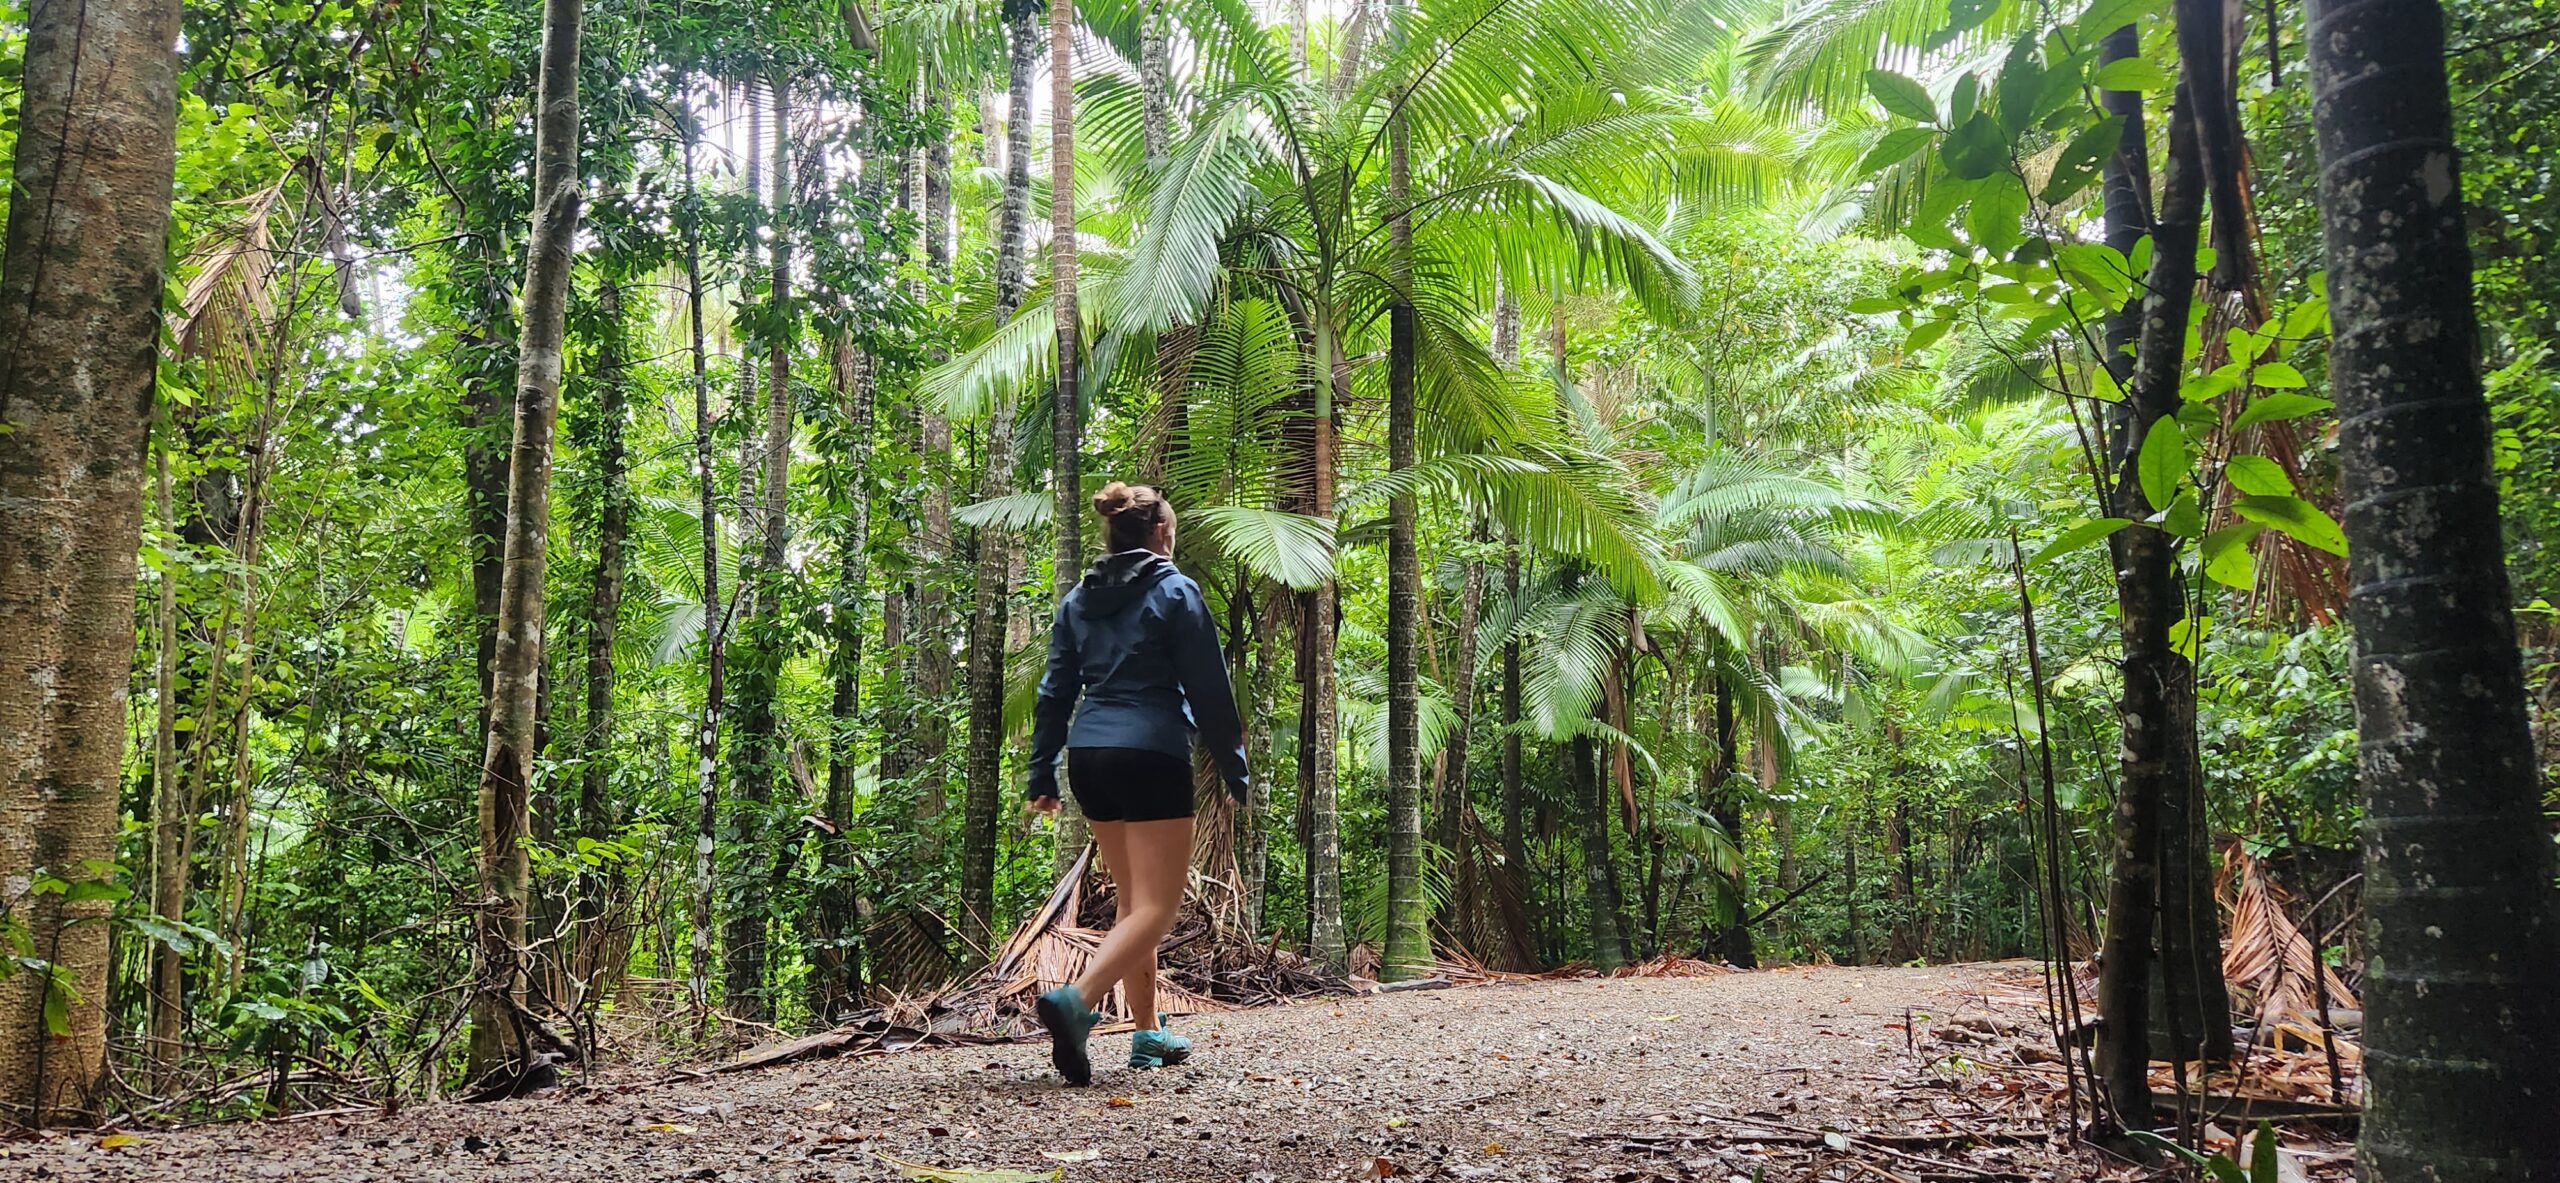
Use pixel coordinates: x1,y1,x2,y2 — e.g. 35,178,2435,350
2042,116,2125,204
1995,35,2046,135
2162,490,2204,538
2233,393,2332,429
63,879,130,905
1858,128,1936,176
2223,455,2294,497
2091,57,2173,92
2227,326,2270,364
2234,495,2348,556
2251,361,2307,388
42,975,68,1036
1941,113,2008,180
2028,517,2133,567
1846,295,1906,314
1905,319,1954,351
2074,0,2162,42
2136,418,2188,511
2182,372,2240,403
2279,296,2329,344
1867,69,1938,123
2168,614,2208,663
2202,523,2264,590
1966,180,2029,257
1951,72,1982,127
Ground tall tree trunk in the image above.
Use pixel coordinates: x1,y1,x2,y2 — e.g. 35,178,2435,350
2094,78,2206,1131
1241,607,1279,931
1569,734,1629,970
0,0,178,1117
1050,0,1082,590
1381,67,1428,982
814,335,871,1018
2157,0,2236,1070
1847,787,1867,965
725,75,795,1020
682,95,725,1024
470,0,581,1081
1304,323,1346,970
1498,547,1529,961
1707,677,1754,966
963,6,1040,947
2307,2,2560,1175
148,447,185,1091
1436,521,1485,935
575,276,632,989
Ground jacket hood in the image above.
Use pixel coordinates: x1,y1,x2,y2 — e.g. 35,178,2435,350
1074,550,1177,616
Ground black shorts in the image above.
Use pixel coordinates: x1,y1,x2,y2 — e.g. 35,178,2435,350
1066,747,1195,823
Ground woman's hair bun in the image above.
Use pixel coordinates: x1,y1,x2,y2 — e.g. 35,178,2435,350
1093,481,1152,518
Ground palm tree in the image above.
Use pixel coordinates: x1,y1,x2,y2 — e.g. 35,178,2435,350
2305,0,2560,1174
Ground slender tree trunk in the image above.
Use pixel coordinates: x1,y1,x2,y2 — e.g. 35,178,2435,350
1050,0,1082,591
814,335,872,1018
682,96,724,1025
964,7,1041,944
1437,521,1485,936
1498,548,1529,961
1847,787,1867,965
1708,678,1754,966
148,445,186,1091
2307,2,2560,1175
1304,320,1346,970
1241,607,1279,931
725,75,795,1020
1570,734,1629,970
1381,65,1429,982
469,0,581,1080
2095,79,2206,1131
2157,0,2236,1069
576,276,631,989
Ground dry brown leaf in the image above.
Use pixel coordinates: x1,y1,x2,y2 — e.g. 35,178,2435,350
1364,1157,1402,1178
1105,1096,1135,1108
1480,1141,1506,1155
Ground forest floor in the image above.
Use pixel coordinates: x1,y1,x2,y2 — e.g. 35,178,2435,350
18,963,2134,1182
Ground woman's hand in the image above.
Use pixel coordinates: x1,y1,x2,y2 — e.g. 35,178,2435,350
1026,794,1061,818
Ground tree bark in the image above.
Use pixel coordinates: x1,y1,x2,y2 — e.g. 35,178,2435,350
813,334,871,1019
964,6,1040,942
1381,61,1429,982
575,276,631,989
2307,1,2560,1175
1437,521,1486,937
724,74,796,1020
469,0,581,1082
0,0,179,1118
1570,734,1629,970
2095,80,2206,1132
1498,547,1529,961
681,95,724,1024
1050,0,1083,592
1304,326,1346,970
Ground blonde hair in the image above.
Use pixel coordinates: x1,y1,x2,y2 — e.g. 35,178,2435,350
1093,481,1171,551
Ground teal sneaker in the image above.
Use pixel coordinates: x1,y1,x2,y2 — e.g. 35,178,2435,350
1036,985,1103,1086
1128,1016,1192,1069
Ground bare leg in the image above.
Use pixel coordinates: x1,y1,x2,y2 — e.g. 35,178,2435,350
1073,816,1192,1033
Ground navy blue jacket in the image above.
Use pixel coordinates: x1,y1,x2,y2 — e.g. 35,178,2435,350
1028,550,1251,803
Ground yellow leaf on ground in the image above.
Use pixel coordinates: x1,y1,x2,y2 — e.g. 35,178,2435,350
1104,1096,1134,1108
643,1123,697,1134
873,1151,1062,1183
97,1134,143,1150
1481,1142,1507,1155
1384,1115,1412,1129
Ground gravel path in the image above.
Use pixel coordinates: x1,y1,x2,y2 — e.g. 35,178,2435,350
12,963,2102,1182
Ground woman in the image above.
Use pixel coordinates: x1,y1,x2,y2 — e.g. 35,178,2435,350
1026,482,1250,1086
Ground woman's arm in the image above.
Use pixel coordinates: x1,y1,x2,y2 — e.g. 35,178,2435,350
1170,581,1251,802
1026,599,1079,800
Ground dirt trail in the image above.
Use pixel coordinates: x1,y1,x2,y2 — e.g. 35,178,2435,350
14,963,2101,1182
